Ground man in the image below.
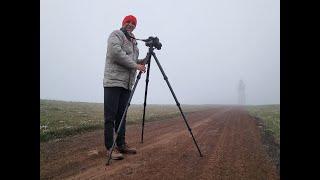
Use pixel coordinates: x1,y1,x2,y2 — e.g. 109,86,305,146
103,15,146,160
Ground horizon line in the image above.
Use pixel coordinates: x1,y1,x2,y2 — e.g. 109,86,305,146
40,98,279,106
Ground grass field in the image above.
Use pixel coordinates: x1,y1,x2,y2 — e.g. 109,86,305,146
246,105,280,144
40,99,213,142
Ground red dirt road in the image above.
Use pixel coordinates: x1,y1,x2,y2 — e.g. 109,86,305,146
40,106,279,180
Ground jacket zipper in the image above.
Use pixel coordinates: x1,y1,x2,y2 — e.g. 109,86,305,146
128,40,135,89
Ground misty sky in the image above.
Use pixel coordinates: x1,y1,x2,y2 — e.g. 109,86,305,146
40,0,279,105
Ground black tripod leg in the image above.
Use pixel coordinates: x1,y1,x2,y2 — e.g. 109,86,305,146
151,52,203,157
106,71,143,165
141,60,151,143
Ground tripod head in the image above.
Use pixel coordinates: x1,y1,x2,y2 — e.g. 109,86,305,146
143,37,162,50
120,28,162,50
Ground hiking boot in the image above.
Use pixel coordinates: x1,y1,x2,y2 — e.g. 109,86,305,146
107,149,124,160
116,143,137,154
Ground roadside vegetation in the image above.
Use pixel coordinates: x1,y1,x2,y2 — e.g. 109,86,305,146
246,104,280,144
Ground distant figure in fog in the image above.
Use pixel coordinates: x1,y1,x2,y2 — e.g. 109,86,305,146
238,80,246,105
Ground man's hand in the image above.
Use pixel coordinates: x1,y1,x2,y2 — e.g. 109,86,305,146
136,64,146,73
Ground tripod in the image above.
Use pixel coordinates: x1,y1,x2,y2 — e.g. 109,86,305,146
106,47,203,165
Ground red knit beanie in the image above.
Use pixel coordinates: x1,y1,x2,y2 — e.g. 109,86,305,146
122,15,137,27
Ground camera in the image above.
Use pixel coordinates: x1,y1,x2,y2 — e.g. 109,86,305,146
120,28,162,50
145,36,162,50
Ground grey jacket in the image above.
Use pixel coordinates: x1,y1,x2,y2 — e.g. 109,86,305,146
103,30,142,90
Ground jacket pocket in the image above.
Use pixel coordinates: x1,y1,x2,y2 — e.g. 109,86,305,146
109,69,129,82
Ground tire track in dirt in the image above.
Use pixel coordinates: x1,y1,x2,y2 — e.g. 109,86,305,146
150,107,234,180
197,109,239,179
197,107,279,179
137,108,224,151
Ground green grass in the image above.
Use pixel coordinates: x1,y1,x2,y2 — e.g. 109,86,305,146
246,105,280,144
40,99,213,142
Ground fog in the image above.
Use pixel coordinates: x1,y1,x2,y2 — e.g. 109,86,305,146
40,0,279,105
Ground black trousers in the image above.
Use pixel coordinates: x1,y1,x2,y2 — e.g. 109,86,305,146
104,87,130,150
